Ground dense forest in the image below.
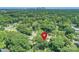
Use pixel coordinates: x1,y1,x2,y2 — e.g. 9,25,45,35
0,8,79,52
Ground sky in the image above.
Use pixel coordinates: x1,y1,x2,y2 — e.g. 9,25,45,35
0,0,79,7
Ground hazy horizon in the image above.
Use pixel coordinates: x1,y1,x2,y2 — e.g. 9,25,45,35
0,7,79,9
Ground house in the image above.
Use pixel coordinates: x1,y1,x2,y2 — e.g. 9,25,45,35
0,49,9,52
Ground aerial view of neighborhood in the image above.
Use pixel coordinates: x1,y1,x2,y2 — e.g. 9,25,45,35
0,7,79,52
